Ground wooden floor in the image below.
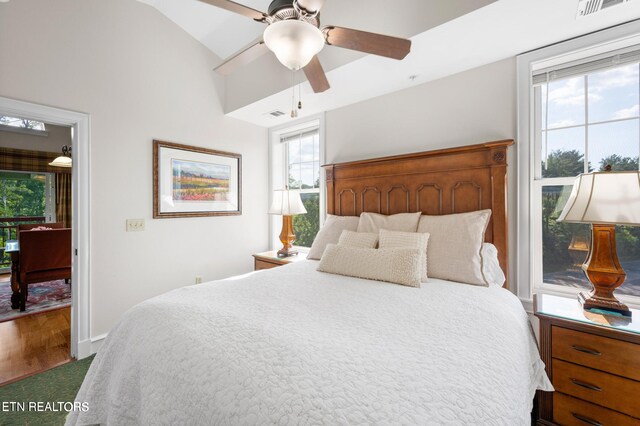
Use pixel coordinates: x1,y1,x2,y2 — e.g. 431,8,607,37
0,306,72,385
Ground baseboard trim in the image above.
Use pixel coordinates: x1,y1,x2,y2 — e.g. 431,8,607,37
91,333,108,354
77,339,92,359
77,333,107,359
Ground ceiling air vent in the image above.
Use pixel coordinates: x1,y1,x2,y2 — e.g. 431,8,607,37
265,110,286,118
577,0,631,18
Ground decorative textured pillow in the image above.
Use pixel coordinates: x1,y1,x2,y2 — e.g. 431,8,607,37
481,243,506,287
317,244,422,287
307,215,360,260
30,226,53,231
416,210,492,286
378,229,429,282
356,212,421,233
338,230,379,248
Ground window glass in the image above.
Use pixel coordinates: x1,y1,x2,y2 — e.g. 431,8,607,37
288,138,300,164
300,162,315,189
542,127,586,177
288,164,301,189
300,134,315,162
0,116,46,131
536,60,640,299
588,63,639,123
542,184,640,297
0,171,49,270
293,193,320,248
588,120,640,170
546,76,586,129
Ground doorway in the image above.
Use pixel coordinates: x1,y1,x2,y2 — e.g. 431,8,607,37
0,97,91,384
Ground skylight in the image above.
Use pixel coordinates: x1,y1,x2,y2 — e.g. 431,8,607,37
0,116,46,131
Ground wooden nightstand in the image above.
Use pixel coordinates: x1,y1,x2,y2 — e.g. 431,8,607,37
253,250,307,271
534,294,640,426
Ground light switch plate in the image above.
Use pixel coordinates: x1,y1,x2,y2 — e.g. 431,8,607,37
126,219,145,232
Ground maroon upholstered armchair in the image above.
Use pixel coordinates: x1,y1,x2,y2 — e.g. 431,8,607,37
17,227,71,311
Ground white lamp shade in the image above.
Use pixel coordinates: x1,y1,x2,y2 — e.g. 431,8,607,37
263,20,325,70
557,171,640,226
269,189,307,216
49,155,72,168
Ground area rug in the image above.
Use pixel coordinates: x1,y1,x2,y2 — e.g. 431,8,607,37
0,355,94,426
0,280,71,323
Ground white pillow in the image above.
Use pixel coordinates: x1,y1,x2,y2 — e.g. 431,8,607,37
482,243,505,287
317,244,422,287
416,210,491,286
356,212,421,233
378,229,429,282
307,215,359,260
338,230,379,248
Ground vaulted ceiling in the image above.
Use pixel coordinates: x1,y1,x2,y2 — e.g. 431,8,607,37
138,0,640,127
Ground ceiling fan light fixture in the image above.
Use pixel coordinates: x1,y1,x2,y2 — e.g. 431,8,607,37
49,145,72,168
263,19,325,70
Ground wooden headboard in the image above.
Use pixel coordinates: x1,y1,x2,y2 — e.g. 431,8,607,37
323,140,514,288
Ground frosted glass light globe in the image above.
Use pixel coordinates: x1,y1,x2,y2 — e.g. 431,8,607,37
263,20,325,70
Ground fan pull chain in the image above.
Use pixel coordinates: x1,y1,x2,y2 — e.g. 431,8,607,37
298,77,302,111
291,70,298,118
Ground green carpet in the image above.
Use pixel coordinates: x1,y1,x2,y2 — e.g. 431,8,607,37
0,356,94,426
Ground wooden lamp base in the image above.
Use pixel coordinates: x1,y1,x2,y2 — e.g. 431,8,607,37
580,224,631,317
277,215,298,258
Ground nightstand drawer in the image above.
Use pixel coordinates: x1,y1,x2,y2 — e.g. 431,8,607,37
553,326,640,381
255,259,280,270
552,359,640,418
554,393,638,426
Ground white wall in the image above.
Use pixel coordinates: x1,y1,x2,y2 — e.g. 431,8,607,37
0,0,269,337
0,123,71,153
325,58,519,289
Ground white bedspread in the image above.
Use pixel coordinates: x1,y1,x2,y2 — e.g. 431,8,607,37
67,260,552,426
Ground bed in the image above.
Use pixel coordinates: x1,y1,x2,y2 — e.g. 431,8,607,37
67,140,552,425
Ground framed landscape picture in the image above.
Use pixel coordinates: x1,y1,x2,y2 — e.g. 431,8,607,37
153,140,241,218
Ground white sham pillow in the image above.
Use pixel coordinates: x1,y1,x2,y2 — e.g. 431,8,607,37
317,244,422,287
417,210,491,286
356,212,421,233
482,243,506,287
307,215,359,260
378,229,429,282
338,230,379,248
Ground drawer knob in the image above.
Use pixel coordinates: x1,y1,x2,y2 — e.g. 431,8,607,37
571,345,602,356
572,412,603,426
570,378,602,392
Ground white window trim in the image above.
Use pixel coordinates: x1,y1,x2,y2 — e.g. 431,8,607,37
268,113,326,252
516,20,640,312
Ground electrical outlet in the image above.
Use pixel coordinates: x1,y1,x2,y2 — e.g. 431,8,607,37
195,276,203,284
126,219,145,232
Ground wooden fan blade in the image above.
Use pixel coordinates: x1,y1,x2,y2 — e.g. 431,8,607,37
323,26,411,60
296,0,325,13
196,0,267,22
303,56,330,93
215,41,269,75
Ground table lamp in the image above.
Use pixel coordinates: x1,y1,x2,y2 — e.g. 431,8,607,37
557,168,640,317
269,188,307,257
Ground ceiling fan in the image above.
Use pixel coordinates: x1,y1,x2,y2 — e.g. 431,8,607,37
204,0,412,93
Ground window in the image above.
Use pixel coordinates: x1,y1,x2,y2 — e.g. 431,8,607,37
282,129,321,247
518,22,640,307
0,171,56,271
0,116,46,132
269,118,324,250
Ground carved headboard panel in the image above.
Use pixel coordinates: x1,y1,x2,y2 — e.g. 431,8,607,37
323,140,513,288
